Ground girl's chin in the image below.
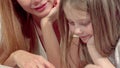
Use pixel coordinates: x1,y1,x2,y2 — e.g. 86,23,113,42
82,40,87,43
81,38,89,44
80,35,92,44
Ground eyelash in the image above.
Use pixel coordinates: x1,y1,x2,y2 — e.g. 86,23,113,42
81,21,91,26
68,21,91,26
68,21,75,25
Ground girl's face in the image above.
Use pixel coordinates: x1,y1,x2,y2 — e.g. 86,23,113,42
17,0,55,18
64,3,93,43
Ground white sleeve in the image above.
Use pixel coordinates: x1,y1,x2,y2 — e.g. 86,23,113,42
115,39,120,68
0,65,12,68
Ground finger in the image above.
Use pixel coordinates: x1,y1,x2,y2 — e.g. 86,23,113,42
34,59,45,68
37,56,55,68
18,59,39,68
87,36,94,45
23,62,38,68
36,64,44,68
56,0,60,4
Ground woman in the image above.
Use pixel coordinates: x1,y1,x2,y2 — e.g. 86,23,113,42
0,0,61,68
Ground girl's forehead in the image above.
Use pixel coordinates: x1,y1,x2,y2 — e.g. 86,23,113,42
63,3,89,22
63,2,87,15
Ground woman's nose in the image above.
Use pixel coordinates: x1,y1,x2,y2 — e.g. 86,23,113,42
31,0,42,8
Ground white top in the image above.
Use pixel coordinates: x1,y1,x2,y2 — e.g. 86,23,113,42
109,38,120,68
35,29,47,59
115,38,120,68
0,65,12,68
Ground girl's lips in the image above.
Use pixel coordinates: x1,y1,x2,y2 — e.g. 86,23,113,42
34,2,47,12
80,35,91,42
80,35,90,38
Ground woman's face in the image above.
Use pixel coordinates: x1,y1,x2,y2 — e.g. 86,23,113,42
64,3,93,43
17,0,55,18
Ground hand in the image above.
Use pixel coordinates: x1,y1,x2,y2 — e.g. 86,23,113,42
85,64,101,68
87,36,95,47
41,0,60,24
10,50,55,68
86,37,115,68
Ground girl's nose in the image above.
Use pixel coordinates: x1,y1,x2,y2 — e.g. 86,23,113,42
74,27,83,36
31,0,42,8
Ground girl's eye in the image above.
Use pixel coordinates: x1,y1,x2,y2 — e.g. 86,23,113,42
68,21,75,25
80,20,91,26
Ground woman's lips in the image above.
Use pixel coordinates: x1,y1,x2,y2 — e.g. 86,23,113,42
34,2,47,12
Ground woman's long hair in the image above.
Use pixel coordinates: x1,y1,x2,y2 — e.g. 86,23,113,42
0,0,36,63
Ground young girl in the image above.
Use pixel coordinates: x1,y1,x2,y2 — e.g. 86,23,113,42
58,0,120,68
0,0,61,68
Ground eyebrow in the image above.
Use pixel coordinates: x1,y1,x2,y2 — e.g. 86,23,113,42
66,14,90,22
78,19,90,23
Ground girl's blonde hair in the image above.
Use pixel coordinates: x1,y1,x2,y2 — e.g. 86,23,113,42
59,0,91,68
58,0,120,67
88,0,120,56
0,0,37,63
